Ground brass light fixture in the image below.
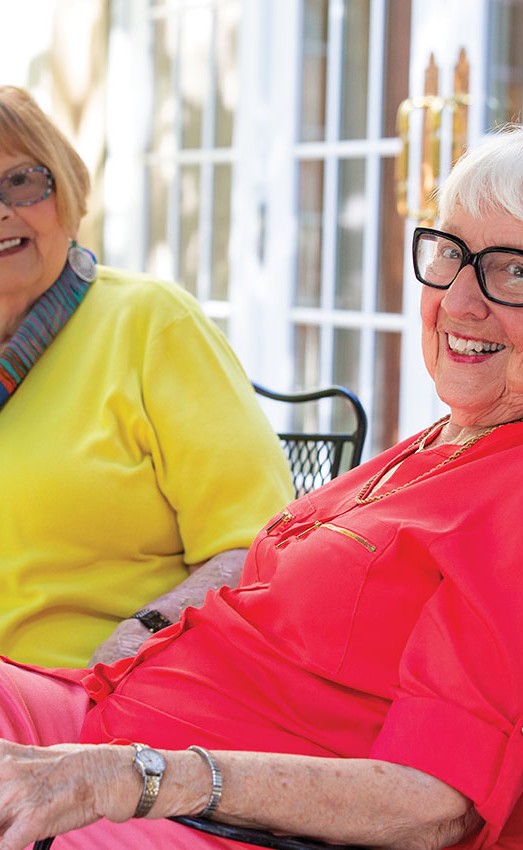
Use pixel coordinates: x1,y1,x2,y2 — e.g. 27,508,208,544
395,48,470,225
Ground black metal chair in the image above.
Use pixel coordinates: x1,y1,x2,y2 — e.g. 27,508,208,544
252,382,367,497
34,815,366,849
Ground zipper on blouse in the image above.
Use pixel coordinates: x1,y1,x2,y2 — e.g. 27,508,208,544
296,521,322,539
321,523,376,552
265,509,294,535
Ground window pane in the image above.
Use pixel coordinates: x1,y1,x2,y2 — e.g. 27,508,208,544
179,165,200,295
296,160,324,307
146,160,172,279
381,0,411,136
151,16,179,151
377,157,404,313
180,7,213,148
339,0,370,140
211,164,232,299
333,327,363,456
299,0,328,141
486,0,523,127
333,327,361,395
294,324,321,389
214,1,241,147
371,331,401,455
335,158,366,310
292,324,320,430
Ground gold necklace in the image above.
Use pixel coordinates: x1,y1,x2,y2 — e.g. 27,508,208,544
355,415,498,506
415,415,449,452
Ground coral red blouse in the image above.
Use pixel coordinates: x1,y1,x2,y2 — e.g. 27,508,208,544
75,423,523,849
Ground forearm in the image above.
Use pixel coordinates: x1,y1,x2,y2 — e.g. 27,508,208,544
0,743,482,850
145,547,248,620
155,750,480,850
88,549,247,666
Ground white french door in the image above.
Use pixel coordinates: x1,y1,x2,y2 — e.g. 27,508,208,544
228,0,411,457
104,0,523,457
105,0,412,457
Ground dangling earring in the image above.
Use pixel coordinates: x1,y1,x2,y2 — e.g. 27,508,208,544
67,240,97,283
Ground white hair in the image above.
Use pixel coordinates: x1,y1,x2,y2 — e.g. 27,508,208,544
438,124,523,223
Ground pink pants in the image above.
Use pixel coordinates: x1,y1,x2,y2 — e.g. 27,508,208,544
0,661,242,850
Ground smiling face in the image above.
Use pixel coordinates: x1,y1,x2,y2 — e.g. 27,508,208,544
0,151,70,314
421,206,523,426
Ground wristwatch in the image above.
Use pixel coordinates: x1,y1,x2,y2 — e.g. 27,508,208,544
131,608,173,633
132,743,167,818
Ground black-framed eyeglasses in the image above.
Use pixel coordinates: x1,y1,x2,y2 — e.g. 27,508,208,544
0,166,54,208
413,226,523,308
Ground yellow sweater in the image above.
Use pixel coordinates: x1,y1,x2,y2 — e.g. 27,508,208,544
0,266,293,666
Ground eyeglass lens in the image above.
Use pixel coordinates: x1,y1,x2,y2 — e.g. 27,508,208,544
0,167,53,207
415,231,523,306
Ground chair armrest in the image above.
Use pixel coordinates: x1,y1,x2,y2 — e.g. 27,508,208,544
170,815,366,849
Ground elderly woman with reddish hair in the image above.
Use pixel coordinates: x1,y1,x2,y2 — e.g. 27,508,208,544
0,85,293,670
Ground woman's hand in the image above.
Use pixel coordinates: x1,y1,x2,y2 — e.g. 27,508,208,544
0,740,139,850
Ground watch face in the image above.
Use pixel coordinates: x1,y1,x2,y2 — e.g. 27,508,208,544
137,747,166,774
143,613,166,629
134,610,171,632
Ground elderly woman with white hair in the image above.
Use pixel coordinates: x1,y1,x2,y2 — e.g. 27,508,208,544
0,128,521,850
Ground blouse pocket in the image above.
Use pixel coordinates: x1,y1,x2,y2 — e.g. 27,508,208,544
250,518,393,676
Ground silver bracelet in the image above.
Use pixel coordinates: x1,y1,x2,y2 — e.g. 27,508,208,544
188,745,223,818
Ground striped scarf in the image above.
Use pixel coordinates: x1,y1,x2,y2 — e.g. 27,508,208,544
0,262,93,409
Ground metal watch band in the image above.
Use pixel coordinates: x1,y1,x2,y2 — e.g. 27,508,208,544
131,608,173,633
134,773,162,818
132,743,166,818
